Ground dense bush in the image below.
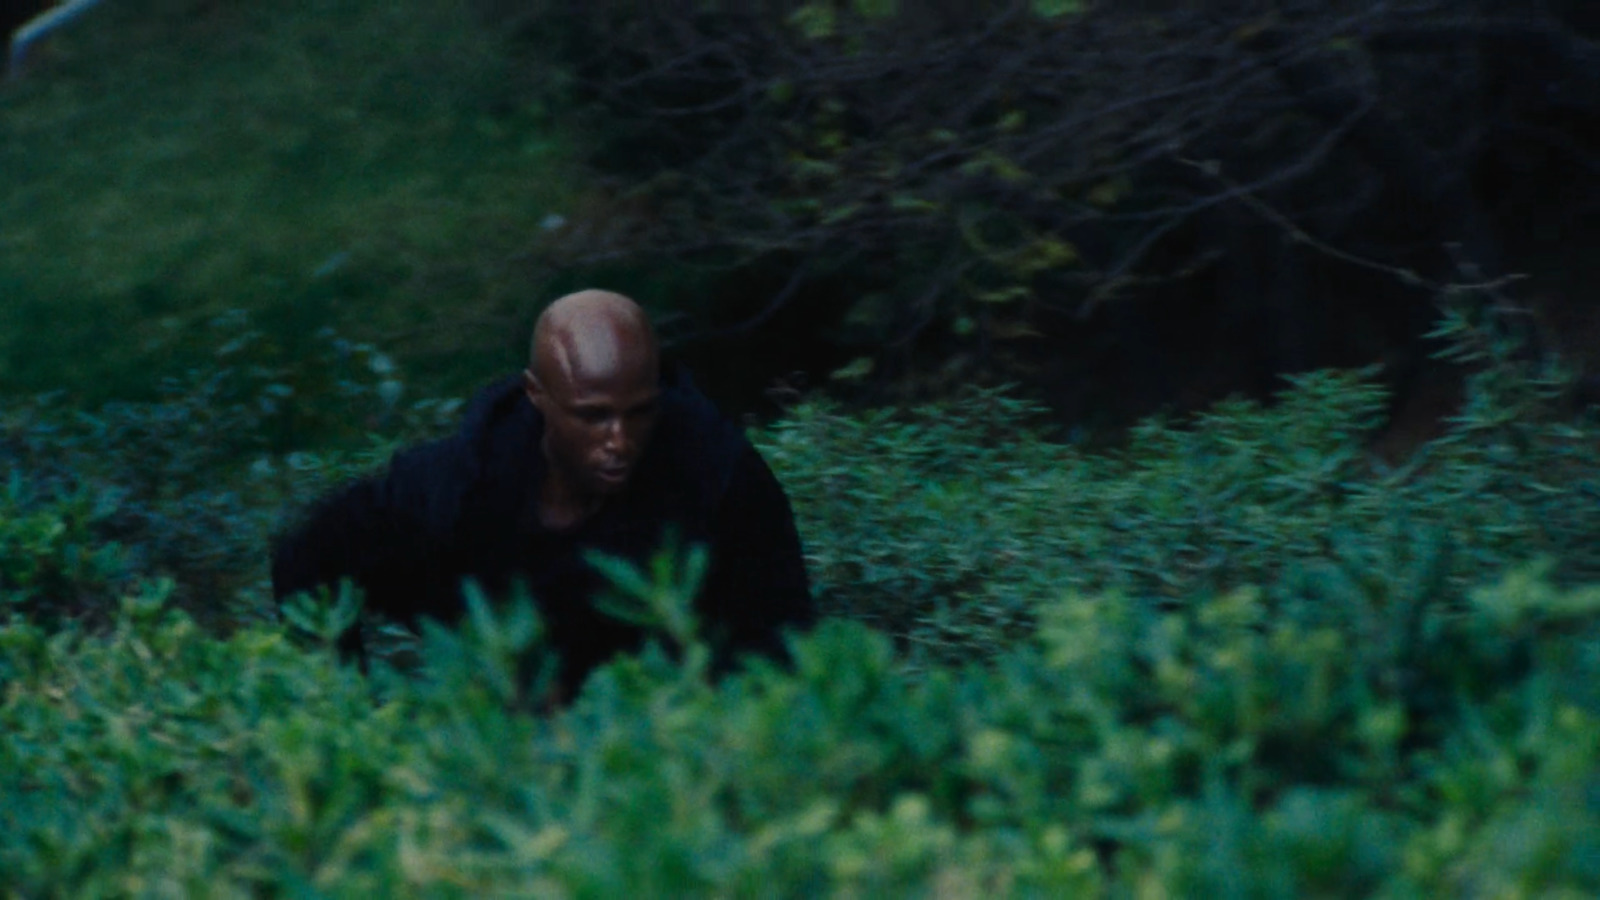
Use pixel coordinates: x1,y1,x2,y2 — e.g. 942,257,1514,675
758,309,1600,664
2,298,1598,892
3,546,1599,894
0,312,452,629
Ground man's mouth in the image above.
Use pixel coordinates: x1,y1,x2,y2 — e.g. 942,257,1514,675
596,464,631,485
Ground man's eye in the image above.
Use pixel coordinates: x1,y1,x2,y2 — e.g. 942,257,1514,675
576,409,609,424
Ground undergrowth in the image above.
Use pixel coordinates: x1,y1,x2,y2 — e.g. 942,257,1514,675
758,330,1599,666
0,297,1597,894
2,549,1598,895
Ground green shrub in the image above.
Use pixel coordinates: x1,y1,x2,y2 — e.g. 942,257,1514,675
0,312,445,628
1,285,1597,893
0,473,131,625
3,547,1598,895
757,361,1600,666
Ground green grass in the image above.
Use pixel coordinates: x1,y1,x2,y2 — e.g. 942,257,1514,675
0,0,577,401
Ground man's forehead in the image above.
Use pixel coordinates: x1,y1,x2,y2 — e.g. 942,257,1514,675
543,335,657,397
551,324,647,378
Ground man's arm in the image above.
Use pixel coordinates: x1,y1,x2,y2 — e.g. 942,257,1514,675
698,444,816,671
270,438,472,651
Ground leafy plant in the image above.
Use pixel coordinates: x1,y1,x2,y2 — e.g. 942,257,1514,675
0,311,446,628
3,543,1599,894
0,471,130,625
756,343,1599,665
1,260,1597,893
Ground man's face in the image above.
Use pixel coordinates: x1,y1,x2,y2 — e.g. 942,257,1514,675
526,362,661,497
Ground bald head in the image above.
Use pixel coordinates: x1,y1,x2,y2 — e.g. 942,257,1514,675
523,290,664,509
530,289,659,390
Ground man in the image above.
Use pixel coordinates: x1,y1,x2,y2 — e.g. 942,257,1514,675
271,290,815,699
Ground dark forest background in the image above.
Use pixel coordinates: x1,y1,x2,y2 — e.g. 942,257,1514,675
492,0,1600,441
2,0,1598,445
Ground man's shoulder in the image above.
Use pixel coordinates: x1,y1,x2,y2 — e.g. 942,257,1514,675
460,373,533,440
614,363,747,519
383,374,534,507
656,364,749,463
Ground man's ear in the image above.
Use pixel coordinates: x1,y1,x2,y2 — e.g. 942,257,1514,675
522,368,544,407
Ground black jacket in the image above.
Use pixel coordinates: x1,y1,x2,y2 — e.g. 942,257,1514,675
271,366,814,694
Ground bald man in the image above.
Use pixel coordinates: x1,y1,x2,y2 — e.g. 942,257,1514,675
271,290,815,701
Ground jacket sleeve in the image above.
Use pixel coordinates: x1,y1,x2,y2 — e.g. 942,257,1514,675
270,437,472,636
698,444,816,671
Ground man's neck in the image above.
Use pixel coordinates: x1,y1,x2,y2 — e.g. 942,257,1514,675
538,473,604,531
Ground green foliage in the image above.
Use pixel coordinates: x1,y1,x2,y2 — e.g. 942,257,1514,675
1,279,1597,891
280,580,364,649
756,362,1600,665
4,541,1600,894
0,472,130,624
0,311,447,627
586,530,710,653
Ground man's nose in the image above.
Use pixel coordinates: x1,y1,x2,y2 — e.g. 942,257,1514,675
602,418,629,453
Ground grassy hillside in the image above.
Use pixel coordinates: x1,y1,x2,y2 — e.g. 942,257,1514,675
0,0,575,401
